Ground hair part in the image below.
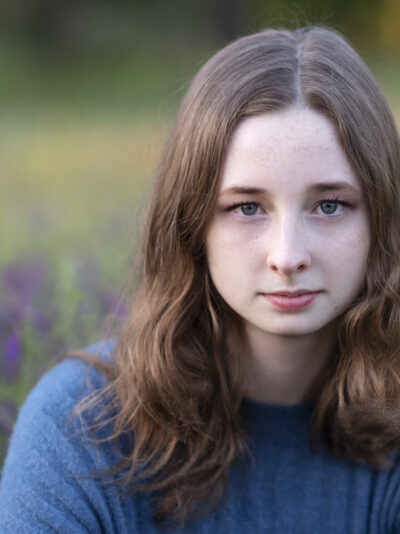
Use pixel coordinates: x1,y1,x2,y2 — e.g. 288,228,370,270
72,26,400,526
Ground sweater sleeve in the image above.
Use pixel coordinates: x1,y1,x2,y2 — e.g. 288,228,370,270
0,343,122,534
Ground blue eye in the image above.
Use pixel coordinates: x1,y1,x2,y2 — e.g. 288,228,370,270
239,203,258,216
317,198,352,215
319,201,339,215
226,201,261,217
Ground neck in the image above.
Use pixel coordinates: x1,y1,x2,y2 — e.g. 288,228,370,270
243,322,337,406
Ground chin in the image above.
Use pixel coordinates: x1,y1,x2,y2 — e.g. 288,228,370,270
256,319,332,337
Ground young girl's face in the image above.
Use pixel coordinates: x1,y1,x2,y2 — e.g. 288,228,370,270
206,107,370,338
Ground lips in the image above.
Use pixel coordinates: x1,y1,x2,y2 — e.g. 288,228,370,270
269,290,317,297
261,290,320,311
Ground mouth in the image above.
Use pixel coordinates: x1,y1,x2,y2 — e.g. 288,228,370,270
268,290,320,297
261,290,321,311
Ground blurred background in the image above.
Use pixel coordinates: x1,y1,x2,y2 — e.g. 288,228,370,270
1,0,399,462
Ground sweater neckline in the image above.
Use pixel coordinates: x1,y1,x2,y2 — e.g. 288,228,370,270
242,396,315,414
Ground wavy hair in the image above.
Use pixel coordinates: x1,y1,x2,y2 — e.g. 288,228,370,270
73,26,400,526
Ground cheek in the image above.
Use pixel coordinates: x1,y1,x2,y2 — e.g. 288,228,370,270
348,225,370,268
206,222,240,262
318,216,370,263
206,216,266,253
206,225,248,290
206,225,261,279
321,226,370,296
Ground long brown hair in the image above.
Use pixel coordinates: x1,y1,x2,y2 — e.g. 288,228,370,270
73,26,400,526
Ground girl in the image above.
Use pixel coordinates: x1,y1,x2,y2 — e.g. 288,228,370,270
1,26,400,533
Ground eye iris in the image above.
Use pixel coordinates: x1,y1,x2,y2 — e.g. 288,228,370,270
321,201,337,214
241,204,257,216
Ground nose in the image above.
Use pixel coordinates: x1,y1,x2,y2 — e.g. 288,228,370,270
266,217,311,276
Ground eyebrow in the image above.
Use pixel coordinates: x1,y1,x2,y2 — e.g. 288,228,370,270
220,182,361,195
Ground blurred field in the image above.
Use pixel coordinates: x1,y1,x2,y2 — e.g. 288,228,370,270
1,114,167,265
0,36,206,268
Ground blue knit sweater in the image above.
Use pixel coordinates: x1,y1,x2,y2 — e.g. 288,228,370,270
1,339,400,533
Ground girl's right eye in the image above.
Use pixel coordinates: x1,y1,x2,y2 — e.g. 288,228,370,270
228,202,260,216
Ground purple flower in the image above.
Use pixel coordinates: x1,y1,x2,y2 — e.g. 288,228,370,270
3,331,22,381
106,291,127,318
0,255,53,342
0,305,24,334
34,311,52,335
1,256,50,306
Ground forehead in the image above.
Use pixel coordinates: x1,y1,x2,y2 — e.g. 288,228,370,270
219,107,360,193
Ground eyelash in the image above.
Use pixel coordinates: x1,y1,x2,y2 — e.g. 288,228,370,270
226,197,353,216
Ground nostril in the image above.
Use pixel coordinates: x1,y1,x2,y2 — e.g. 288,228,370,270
267,257,310,275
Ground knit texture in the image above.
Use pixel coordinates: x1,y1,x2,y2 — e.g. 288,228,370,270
1,339,400,533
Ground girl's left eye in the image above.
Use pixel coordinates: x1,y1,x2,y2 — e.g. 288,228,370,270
316,199,350,215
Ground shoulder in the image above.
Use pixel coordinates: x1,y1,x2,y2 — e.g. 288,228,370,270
12,338,116,443
24,337,116,417
0,338,122,533
6,336,118,463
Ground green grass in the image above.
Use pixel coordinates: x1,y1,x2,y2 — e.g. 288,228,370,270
0,114,167,265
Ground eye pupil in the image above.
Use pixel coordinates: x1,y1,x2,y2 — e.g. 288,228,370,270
321,201,337,214
241,204,257,216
